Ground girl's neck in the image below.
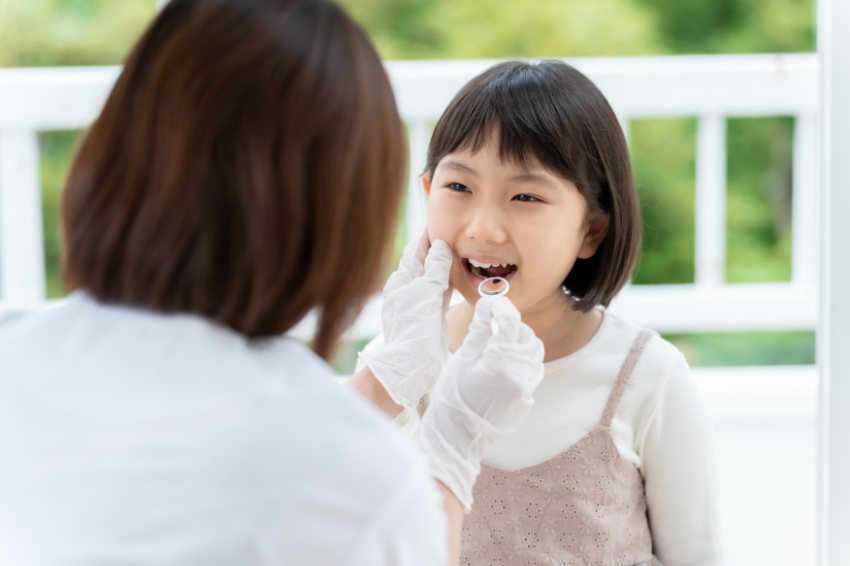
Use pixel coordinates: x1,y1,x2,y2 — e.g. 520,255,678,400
446,293,604,363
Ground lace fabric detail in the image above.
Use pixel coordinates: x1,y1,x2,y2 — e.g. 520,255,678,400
459,330,655,566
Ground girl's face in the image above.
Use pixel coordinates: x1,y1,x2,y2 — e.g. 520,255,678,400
424,140,607,314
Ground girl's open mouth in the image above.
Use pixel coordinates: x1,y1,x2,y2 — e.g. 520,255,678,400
464,258,518,280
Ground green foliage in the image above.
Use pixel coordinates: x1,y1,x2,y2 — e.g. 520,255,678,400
339,0,663,59
635,0,814,54
713,0,815,54
633,0,745,52
339,0,443,60
630,115,797,286
726,117,794,282
631,118,697,284
0,0,153,67
39,130,81,298
665,331,815,366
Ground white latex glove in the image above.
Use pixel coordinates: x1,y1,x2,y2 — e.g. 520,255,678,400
358,227,453,426
417,296,545,512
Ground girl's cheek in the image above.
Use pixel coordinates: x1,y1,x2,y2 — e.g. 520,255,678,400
426,196,458,245
448,266,466,290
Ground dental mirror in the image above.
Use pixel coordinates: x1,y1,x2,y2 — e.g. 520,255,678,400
478,277,510,336
478,276,510,298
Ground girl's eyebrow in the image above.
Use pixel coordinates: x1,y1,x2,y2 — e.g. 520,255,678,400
441,160,478,176
511,172,558,188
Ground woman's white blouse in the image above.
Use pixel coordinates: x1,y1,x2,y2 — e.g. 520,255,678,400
0,293,446,566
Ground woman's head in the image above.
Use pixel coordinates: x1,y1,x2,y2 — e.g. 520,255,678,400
423,60,640,314
62,0,405,358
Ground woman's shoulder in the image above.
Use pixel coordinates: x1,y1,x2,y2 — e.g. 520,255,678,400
0,294,77,339
0,306,30,327
261,338,444,550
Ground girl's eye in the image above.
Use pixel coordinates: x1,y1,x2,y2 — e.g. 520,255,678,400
448,182,470,193
514,194,540,202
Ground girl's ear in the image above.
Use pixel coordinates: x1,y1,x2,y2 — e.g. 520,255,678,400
421,173,432,197
578,213,610,259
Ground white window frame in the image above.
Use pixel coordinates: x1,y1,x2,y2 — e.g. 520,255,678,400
819,0,850,563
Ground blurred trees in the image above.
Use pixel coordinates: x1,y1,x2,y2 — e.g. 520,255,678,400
341,0,662,59
38,131,76,299
630,118,697,284
637,0,815,54
338,0,814,59
0,0,153,67
726,117,795,283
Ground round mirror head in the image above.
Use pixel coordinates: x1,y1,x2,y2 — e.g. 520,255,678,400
478,276,510,298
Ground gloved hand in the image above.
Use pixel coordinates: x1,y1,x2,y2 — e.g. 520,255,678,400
358,227,453,426
417,296,545,512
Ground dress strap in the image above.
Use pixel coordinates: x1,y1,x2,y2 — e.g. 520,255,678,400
599,329,654,428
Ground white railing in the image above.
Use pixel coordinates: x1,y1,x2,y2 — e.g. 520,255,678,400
0,66,122,307
0,54,820,339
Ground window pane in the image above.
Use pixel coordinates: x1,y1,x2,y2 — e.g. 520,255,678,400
630,117,697,284
726,116,794,283
39,130,81,299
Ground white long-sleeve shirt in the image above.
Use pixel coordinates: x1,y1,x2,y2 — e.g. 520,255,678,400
0,292,446,566
357,311,723,566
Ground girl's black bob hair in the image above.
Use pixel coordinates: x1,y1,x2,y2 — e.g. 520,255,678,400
424,60,641,312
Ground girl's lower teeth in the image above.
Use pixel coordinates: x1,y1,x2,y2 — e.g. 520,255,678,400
471,264,515,278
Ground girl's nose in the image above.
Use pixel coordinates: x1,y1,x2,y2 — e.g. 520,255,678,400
465,205,508,244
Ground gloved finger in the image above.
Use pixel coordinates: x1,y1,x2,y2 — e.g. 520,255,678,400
384,227,430,293
514,324,545,388
455,296,497,361
490,327,544,376
481,319,542,389
422,240,452,285
518,323,545,365
441,283,454,319
487,296,521,343
400,227,430,275
386,241,450,316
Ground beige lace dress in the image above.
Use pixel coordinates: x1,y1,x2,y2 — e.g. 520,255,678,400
459,330,656,566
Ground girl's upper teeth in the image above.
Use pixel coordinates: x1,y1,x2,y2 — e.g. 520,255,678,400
470,259,508,269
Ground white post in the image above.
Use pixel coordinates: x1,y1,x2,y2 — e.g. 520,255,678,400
405,120,430,243
0,130,46,306
792,114,819,287
818,0,850,562
695,115,727,286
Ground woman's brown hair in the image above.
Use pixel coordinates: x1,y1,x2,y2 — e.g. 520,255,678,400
62,0,406,359
425,60,641,312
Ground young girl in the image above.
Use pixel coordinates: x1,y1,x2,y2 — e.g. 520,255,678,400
356,60,722,565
